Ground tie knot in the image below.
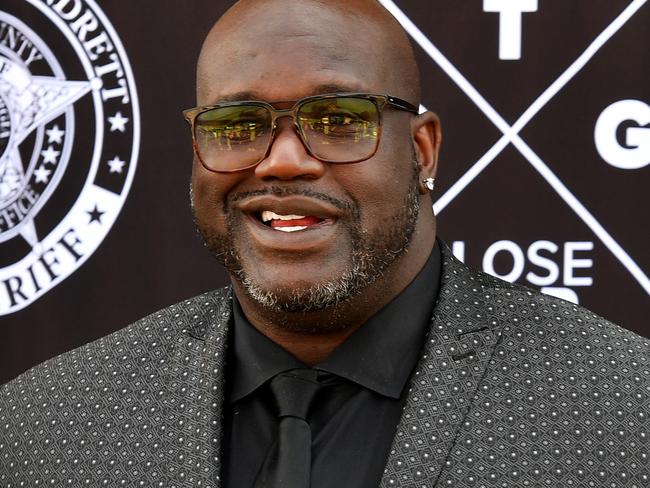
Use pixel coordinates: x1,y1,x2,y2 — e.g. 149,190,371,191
270,369,320,420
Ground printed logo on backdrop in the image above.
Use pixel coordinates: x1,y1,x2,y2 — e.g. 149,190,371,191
380,0,650,307
0,0,139,314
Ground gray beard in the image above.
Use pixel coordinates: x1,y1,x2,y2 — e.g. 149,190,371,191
192,162,420,315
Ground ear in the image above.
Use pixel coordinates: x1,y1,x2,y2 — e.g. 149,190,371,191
411,111,442,194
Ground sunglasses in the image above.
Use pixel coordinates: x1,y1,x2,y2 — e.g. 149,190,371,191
182,92,419,172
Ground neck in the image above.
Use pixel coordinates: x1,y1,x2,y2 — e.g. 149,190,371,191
234,290,387,365
233,218,436,365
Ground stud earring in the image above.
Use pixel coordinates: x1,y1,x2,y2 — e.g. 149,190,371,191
423,177,435,191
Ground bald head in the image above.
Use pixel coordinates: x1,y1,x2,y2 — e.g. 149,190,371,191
196,0,421,105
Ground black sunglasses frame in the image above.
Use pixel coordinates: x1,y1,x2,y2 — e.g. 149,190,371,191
182,92,419,173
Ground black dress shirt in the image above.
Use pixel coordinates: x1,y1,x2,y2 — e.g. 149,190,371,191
223,243,442,487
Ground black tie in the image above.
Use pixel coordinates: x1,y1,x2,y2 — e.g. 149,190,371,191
254,369,321,488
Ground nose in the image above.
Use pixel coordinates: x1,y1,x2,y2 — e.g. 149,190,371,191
254,118,326,181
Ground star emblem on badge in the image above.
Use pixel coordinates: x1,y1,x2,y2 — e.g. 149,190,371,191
45,125,65,144
33,165,52,184
0,55,95,246
87,204,105,224
107,111,129,132
107,156,126,174
40,146,60,165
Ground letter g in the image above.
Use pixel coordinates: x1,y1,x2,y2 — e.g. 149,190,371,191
594,99,650,170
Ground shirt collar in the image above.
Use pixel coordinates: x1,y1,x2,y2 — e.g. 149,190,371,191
318,243,441,398
228,242,441,402
228,298,304,402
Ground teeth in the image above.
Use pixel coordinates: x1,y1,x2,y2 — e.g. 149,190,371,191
276,226,308,233
261,211,306,222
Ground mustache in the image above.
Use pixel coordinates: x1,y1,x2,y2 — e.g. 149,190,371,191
227,186,357,215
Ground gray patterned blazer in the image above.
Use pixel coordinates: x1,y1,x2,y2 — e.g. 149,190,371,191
1,245,648,487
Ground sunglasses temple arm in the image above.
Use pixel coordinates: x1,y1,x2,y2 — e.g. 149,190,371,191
386,96,419,114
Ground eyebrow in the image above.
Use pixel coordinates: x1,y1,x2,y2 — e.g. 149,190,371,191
214,83,368,104
216,91,264,102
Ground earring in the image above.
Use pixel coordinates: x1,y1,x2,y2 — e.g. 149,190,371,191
423,177,435,191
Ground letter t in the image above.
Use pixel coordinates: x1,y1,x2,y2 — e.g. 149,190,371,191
483,0,538,60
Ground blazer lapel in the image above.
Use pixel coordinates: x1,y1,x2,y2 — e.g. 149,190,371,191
163,288,233,488
380,246,505,487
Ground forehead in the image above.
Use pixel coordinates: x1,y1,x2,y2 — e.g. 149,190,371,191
197,6,392,105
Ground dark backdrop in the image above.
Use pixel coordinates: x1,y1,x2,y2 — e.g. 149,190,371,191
1,0,648,385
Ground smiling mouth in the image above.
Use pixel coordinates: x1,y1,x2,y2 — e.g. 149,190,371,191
256,210,328,232
238,194,343,236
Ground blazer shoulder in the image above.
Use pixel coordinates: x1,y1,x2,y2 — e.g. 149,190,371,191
0,287,231,396
440,247,649,355
470,262,650,358
0,288,232,484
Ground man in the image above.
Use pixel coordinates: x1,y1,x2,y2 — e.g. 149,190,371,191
1,0,648,487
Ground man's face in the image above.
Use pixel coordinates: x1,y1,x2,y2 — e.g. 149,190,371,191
191,8,427,317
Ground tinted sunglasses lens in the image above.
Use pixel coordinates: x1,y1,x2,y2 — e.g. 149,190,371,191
194,105,271,171
298,97,380,162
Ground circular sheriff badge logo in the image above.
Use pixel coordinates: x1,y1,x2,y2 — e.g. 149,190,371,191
0,1,139,314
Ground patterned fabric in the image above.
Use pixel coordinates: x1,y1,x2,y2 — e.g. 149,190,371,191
0,291,231,487
1,245,648,487
379,252,649,487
